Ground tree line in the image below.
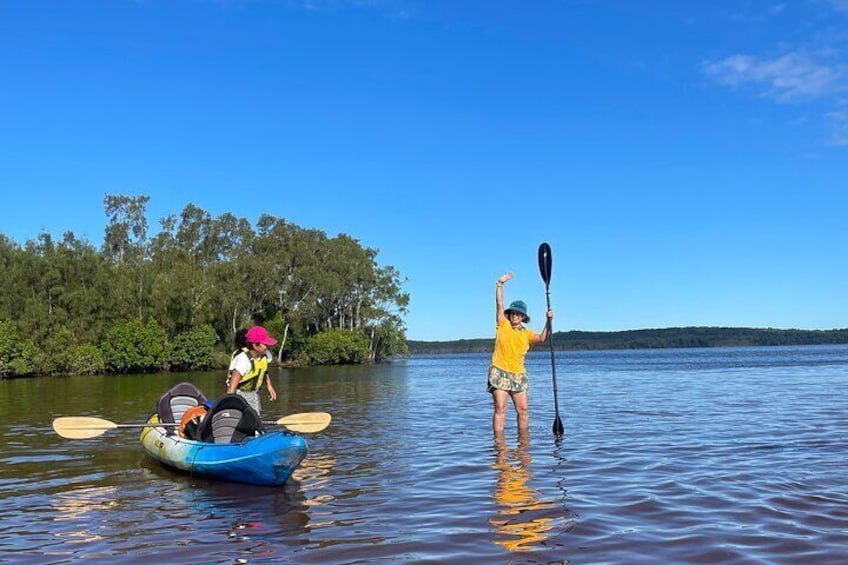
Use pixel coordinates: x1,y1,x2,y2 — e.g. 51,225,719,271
408,326,848,355
0,195,409,377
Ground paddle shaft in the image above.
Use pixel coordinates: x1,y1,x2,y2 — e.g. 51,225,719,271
53,412,331,439
56,421,297,429
544,285,561,418
538,242,564,436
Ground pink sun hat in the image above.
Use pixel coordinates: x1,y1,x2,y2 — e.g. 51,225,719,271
245,326,277,346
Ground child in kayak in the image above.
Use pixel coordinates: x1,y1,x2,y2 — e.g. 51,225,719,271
489,272,553,434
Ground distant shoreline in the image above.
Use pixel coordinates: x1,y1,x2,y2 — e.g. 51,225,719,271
407,326,848,355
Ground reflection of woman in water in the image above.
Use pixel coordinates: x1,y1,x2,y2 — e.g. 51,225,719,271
489,433,556,552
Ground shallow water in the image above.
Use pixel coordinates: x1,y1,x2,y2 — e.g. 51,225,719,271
1,345,847,563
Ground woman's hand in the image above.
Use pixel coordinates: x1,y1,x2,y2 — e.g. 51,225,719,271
267,385,277,401
498,272,513,285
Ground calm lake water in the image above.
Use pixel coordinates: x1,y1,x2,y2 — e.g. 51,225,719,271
1,345,847,564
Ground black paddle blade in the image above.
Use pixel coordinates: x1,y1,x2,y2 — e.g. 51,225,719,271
553,415,564,437
538,242,553,285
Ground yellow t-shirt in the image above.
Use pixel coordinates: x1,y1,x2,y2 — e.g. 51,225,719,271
491,317,536,374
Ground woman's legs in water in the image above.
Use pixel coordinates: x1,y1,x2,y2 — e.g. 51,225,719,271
491,389,509,433
492,389,529,433
511,390,529,433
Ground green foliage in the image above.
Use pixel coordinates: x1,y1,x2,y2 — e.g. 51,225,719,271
168,324,218,371
68,344,106,375
210,350,233,369
301,329,371,365
407,327,848,354
0,194,410,375
0,320,37,376
102,319,167,373
370,320,410,361
34,325,75,375
2,320,102,376
7,341,37,376
0,320,18,372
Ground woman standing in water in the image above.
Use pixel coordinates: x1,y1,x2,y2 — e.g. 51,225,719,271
488,272,553,434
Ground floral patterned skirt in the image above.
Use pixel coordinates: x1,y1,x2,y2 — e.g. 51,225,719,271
487,365,529,393
236,389,262,415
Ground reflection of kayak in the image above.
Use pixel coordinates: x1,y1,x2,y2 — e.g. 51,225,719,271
139,383,308,486
140,414,308,486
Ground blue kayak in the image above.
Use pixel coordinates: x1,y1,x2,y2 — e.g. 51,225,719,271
139,417,308,486
139,383,308,486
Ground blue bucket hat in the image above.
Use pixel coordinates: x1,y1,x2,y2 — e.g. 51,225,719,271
505,300,530,323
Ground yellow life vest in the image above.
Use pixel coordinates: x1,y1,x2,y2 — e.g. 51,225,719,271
228,347,268,392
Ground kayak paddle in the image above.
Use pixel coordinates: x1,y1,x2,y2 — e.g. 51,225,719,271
538,242,565,437
52,412,332,439
274,412,332,433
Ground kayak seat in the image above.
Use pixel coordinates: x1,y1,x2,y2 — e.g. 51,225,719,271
196,393,264,444
157,382,208,436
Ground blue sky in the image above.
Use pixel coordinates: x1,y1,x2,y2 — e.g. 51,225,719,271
1,1,846,341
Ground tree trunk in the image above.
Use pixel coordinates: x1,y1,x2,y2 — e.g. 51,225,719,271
278,322,290,360
369,327,377,363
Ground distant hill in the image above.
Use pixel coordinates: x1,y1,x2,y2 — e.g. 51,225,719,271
407,327,848,355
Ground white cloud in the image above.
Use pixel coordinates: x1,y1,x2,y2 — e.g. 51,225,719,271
826,108,848,145
702,52,844,102
703,1,848,147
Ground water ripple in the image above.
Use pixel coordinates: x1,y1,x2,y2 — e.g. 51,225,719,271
0,345,846,563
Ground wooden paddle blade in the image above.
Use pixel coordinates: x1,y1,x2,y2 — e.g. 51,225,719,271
272,412,331,433
538,242,552,284
52,416,118,439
